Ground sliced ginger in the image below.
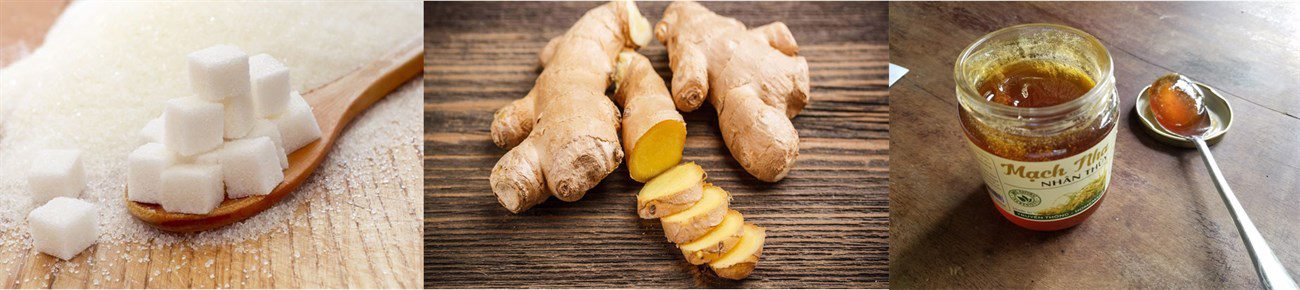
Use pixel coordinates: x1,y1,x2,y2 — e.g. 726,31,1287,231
708,223,766,280
612,50,687,182
636,162,705,218
679,210,745,265
636,163,767,280
661,183,730,244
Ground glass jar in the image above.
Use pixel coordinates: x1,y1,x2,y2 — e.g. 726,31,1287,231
954,24,1119,231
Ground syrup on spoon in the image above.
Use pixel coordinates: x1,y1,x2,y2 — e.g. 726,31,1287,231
1148,73,1297,289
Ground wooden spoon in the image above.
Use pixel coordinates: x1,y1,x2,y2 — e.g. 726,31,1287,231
127,36,423,232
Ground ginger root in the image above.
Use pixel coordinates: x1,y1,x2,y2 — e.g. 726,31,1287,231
612,50,688,182
655,1,811,182
490,0,653,213
638,163,767,279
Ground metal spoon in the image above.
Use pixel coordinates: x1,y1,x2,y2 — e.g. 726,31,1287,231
1137,74,1297,290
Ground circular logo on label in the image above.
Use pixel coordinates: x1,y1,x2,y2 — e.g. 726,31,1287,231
1008,189,1041,207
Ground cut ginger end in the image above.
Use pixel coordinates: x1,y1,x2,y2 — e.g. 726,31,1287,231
637,162,703,204
629,120,687,182
709,223,767,280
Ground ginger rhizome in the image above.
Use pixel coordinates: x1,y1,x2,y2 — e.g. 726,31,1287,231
612,50,688,182
490,0,654,213
637,162,768,279
655,1,811,182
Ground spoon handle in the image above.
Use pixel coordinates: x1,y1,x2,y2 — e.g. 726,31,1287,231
1194,137,1298,290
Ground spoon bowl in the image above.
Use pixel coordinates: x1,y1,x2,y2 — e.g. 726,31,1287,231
1135,80,1233,148
126,36,423,232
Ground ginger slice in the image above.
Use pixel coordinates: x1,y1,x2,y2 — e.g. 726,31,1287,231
660,183,730,243
708,223,766,280
636,162,705,218
679,210,745,265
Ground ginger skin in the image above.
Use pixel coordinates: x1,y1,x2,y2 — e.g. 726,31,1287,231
655,1,811,182
612,50,688,182
489,0,653,213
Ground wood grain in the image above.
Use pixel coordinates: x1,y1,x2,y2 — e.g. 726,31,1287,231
425,1,888,288
889,2,1300,288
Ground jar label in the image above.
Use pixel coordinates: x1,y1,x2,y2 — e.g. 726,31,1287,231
966,127,1117,221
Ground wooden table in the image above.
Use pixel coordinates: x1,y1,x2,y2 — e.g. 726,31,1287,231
0,4,424,288
889,2,1300,288
425,2,888,288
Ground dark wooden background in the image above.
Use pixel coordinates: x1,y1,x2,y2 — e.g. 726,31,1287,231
890,2,1300,288
425,1,888,288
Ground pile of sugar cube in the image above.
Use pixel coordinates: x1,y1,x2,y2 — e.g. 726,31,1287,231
26,149,98,260
130,44,321,215
22,45,323,261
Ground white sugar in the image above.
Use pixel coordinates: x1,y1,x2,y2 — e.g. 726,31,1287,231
0,0,419,261
159,163,224,215
28,197,99,260
187,45,249,103
199,137,283,199
221,89,256,139
272,91,322,153
126,143,178,204
246,118,289,169
249,54,291,118
163,97,224,156
26,149,86,205
137,116,164,145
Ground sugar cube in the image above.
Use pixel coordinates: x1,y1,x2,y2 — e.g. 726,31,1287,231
26,149,85,205
197,137,284,199
187,45,250,102
138,115,164,145
164,97,224,156
160,164,224,215
249,54,291,118
27,197,98,260
223,92,255,139
272,91,321,153
127,143,178,204
247,119,289,169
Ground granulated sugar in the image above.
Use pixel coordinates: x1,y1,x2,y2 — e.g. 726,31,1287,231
0,0,421,267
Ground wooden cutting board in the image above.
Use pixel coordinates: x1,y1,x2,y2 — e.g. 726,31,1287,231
425,2,889,288
889,2,1300,288
0,4,423,288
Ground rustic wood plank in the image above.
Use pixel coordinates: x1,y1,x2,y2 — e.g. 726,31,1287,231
425,1,888,288
889,2,1300,288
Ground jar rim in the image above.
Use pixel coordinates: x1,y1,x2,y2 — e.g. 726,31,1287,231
954,23,1115,118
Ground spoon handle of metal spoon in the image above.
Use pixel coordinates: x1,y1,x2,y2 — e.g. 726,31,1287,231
1194,136,1298,290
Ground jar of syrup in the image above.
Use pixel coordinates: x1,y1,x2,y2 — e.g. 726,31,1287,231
954,24,1118,231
